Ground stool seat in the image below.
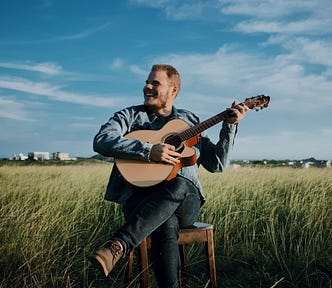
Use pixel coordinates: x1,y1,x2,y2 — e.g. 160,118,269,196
124,221,218,287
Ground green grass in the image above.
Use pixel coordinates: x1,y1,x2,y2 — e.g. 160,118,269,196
0,164,331,287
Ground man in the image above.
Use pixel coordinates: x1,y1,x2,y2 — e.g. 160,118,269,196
88,64,248,287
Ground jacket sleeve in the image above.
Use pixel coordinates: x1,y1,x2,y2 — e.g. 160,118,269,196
197,122,237,172
93,109,153,161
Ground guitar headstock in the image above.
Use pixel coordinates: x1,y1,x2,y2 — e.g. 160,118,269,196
244,95,270,111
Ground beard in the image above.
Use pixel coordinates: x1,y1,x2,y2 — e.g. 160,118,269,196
144,101,167,114
143,94,168,114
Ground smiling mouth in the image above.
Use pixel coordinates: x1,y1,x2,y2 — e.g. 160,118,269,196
145,92,157,97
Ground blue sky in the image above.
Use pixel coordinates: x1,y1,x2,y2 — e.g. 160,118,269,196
0,0,331,160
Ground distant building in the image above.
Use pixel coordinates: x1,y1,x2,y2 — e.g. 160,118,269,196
302,160,331,168
52,152,77,161
12,153,28,160
28,152,50,161
302,161,314,169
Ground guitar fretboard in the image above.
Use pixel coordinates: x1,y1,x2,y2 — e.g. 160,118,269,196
178,111,228,141
165,110,229,147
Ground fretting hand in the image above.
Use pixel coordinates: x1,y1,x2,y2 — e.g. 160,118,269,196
225,101,249,124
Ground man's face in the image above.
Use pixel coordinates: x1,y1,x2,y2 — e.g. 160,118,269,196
143,70,177,114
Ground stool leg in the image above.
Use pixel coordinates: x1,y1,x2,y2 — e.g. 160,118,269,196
123,251,134,286
179,244,187,287
205,229,218,288
138,238,150,288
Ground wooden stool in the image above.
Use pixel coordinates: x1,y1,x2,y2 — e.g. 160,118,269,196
124,222,218,287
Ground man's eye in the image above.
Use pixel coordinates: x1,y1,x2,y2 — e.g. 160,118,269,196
145,80,160,86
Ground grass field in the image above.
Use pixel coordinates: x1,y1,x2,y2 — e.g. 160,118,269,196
0,163,331,287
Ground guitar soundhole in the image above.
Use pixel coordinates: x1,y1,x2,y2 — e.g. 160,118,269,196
163,134,184,153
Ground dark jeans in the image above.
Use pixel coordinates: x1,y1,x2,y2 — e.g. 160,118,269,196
113,176,201,288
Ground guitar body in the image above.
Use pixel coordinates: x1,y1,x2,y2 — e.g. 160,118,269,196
115,119,198,187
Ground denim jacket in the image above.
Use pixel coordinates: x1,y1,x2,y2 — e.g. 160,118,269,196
93,104,237,205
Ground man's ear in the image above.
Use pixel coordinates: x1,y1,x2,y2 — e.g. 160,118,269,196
172,85,178,98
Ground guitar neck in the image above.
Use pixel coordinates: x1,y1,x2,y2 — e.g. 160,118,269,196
177,110,229,142
166,95,270,146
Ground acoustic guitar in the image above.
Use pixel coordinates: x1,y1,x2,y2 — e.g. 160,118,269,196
115,95,270,187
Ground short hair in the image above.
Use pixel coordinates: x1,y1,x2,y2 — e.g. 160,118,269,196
151,64,181,92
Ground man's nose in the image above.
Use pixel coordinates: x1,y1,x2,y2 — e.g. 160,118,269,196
145,83,153,89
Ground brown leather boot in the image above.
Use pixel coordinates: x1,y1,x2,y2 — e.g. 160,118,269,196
88,240,124,277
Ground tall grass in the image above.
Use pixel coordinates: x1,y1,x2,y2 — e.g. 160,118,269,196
200,167,331,288
0,164,331,287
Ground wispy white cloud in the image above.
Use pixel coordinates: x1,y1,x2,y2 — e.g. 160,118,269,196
110,58,125,70
69,123,98,129
0,97,34,121
220,0,332,35
275,37,332,67
48,22,111,41
0,61,63,75
234,18,332,35
71,116,95,121
0,77,117,107
220,0,321,19
130,0,216,20
129,65,147,76
0,22,111,46
163,2,207,20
